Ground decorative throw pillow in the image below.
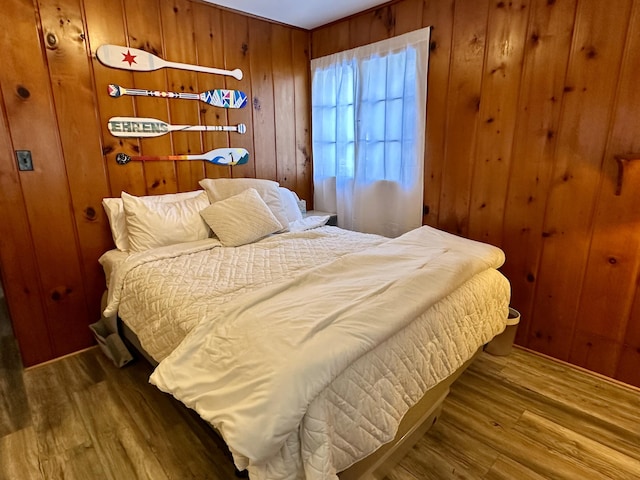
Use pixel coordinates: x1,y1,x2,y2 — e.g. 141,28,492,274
198,178,289,231
102,190,205,251
121,191,211,252
199,188,283,247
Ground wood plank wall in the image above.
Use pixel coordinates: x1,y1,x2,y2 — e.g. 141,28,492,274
312,0,640,388
0,0,311,366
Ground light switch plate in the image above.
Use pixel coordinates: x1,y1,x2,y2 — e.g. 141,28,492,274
16,150,33,171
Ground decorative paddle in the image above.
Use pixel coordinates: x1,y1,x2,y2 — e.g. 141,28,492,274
115,148,249,166
96,44,243,80
108,117,246,138
108,84,248,109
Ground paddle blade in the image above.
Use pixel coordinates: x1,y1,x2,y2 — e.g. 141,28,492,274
108,84,124,97
208,149,250,166
108,117,169,138
201,89,248,109
97,45,163,72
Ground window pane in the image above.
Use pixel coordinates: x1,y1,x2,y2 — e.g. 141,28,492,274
385,98,403,141
385,141,402,183
312,39,422,187
368,101,386,141
386,52,407,99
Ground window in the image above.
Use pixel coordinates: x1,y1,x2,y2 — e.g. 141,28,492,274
311,28,430,237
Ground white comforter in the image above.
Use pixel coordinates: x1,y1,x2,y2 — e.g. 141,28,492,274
149,226,509,479
105,224,386,361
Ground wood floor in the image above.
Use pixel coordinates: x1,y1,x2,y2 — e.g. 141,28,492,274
1,291,639,479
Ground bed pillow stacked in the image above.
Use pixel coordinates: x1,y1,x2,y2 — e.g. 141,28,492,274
198,178,295,247
102,190,210,252
102,179,304,252
198,178,291,228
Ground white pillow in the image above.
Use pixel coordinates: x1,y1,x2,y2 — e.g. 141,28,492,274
102,197,129,251
198,178,289,231
122,191,211,252
102,190,205,251
278,187,303,223
199,188,283,247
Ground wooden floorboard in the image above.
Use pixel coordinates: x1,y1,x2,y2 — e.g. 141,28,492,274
0,334,30,438
388,349,640,480
1,289,639,479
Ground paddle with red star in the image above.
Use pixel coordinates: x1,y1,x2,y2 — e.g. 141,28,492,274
96,45,243,80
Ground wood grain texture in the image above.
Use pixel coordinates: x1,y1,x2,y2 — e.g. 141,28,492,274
467,0,529,246
570,0,640,376
389,348,640,480
222,10,255,179
249,18,278,180
0,0,92,358
312,0,640,389
421,0,454,228
192,3,231,180
0,427,42,480
272,25,298,190
84,0,147,197
0,0,638,396
438,0,489,236
0,323,30,438
292,28,313,206
393,0,424,37
125,0,177,194
2,332,639,480
0,0,310,367
161,0,205,192
530,0,633,362
38,0,113,323
0,82,52,365
499,0,578,347
310,21,350,59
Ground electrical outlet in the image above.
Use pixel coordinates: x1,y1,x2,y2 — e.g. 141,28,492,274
15,150,33,171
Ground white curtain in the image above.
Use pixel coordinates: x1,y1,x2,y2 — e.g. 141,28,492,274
311,28,431,238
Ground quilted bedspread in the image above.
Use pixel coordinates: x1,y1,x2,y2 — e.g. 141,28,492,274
105,225,386,361
148,226,510,479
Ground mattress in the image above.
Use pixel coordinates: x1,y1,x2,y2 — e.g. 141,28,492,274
105,225,510,479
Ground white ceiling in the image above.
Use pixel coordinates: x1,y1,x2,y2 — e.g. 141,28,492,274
203,0,390,30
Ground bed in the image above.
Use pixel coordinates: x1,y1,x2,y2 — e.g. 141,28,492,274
99,178,511,480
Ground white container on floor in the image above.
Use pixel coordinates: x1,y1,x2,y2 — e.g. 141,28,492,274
485,307,520,356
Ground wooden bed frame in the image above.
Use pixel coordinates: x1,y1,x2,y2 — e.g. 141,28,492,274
119,318,480,479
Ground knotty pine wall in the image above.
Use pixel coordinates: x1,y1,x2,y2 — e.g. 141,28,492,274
0,0,311,366
313,0,640,388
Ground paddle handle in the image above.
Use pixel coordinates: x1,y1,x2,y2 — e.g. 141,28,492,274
109,85,199,101
169,124,247,134
163,59,243,80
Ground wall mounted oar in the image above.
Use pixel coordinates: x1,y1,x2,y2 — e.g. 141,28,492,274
96,44,243,80
108,117,246,138
108,84,248,109
116,148,249,166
